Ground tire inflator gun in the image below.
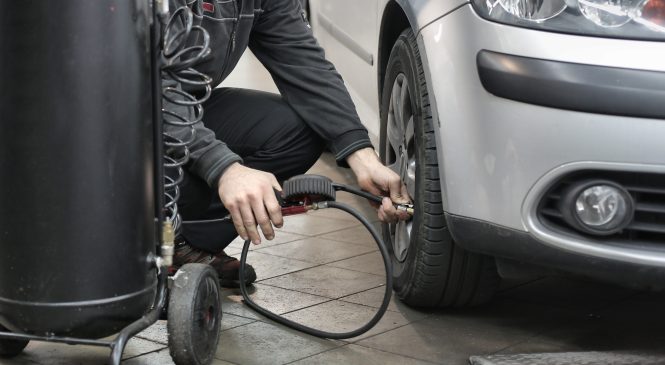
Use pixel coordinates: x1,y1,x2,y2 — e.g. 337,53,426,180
235,174,413,339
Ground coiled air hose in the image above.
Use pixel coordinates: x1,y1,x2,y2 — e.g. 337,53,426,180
160,5,212,234
238,175,405,339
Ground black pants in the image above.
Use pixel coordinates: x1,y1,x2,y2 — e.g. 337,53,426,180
178,88,324,253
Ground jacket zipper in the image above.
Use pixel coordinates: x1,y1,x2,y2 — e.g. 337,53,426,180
219,0,240,80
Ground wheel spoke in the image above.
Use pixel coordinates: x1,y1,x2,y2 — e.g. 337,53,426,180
394,220,409,261
386,115,403,156
399,80,411,125
387,152,403,175
405,158,416,198
391,78,403,128
404,115,414,146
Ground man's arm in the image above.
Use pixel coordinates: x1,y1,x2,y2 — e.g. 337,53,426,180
248,0,373,165
249,0,410,222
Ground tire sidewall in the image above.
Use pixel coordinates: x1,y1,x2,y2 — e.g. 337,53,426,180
379,31,430,294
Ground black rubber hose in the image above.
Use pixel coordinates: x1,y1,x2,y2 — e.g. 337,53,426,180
332,183,384,205
239,201,393,339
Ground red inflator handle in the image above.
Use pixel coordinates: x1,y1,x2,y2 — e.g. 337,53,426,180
280,205,308,216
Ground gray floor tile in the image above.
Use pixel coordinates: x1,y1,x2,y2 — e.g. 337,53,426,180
9,337,165,365
340,287,430,321
124,338,167,359
222,312,257,331
137,320,168,345
291,344,437,365
279,214,358,236
136,316,256,347
499,276,636,311
124,348,235,365
220,290,268,321
356,298,580,365
281,300,414,342
328,251,386,275
305,206,361,222
318,224,382,246
223,283,331,315
224,230,307,256
258,237,376,265
261,265,385,299
215,321,340,365
228,251,317,282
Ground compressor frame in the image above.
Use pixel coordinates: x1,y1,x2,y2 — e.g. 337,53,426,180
0,1,222,364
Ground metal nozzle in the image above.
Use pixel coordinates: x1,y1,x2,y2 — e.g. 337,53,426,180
396,204,414,215
160,220,175,267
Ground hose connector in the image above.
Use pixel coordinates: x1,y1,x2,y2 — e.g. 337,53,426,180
160,219,175,268
396,204,414,215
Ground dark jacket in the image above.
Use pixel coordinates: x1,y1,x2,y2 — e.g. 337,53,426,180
166,0,372,187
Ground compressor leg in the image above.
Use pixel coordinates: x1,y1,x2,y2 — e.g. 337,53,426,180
109,271,168,365
0,325,29,358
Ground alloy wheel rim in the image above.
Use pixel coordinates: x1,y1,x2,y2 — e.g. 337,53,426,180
385,73,415,263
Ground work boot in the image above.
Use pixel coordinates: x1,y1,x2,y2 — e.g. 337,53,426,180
171,243,257,288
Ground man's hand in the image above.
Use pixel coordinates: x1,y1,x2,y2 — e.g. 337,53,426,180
217,163,283,244
347,147,411,223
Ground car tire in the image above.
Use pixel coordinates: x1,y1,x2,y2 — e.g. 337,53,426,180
380,28,500,308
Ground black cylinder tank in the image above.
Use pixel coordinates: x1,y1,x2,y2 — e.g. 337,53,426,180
0,1,156,338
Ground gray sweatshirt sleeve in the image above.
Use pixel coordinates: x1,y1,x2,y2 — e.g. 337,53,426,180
162,81,242,188
248,0,373,167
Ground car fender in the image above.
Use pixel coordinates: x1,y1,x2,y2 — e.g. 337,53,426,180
394,0,468,31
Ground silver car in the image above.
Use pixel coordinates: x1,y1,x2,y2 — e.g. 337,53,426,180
306,0,665,307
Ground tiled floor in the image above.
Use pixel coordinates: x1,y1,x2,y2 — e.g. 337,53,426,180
6,53,665,365
8,153,665,365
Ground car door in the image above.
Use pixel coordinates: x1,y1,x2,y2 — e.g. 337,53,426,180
309,0,381,139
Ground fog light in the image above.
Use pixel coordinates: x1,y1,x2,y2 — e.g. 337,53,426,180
559,181,634,236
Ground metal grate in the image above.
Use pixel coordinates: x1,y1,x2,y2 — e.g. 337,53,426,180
470,352,665,365
538,170,665,245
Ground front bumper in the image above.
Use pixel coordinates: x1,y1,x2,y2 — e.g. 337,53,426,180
418,5,665,267
447,213,665,290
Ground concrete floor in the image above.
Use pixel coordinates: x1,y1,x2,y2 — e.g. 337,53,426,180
6,53,665,365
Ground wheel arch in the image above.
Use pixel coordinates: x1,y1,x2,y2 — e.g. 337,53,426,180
377,1,412,101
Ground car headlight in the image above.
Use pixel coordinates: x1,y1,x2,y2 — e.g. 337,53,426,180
471,0,665,40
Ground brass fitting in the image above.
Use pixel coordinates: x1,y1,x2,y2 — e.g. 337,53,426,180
160,219,175,267
396,204,414,215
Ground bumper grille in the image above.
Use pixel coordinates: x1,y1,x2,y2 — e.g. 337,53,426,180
538,171,665,244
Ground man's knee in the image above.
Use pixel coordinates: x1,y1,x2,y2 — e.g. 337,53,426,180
264,103,323,154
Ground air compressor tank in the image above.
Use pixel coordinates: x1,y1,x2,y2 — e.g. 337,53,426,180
0,0,156,338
